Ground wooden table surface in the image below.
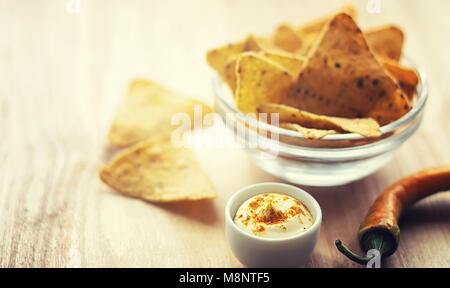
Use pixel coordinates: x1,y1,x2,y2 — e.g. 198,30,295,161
0,0,449,268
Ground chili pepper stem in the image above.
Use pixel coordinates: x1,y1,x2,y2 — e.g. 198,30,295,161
335,240,375,265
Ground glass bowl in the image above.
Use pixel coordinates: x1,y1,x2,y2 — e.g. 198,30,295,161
212,58,428,187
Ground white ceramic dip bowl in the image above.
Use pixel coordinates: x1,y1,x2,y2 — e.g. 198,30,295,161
225,182,322,267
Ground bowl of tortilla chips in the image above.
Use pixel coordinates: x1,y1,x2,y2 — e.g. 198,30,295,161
208,7,428,186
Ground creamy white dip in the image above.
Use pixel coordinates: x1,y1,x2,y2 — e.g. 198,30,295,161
233,193,313,239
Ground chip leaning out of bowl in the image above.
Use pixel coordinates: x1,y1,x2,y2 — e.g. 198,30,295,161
206,6,419,139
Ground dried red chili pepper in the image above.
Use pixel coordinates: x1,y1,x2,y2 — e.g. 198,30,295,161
336,165,450,265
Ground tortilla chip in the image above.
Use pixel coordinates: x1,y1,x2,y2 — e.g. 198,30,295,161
253,36,280,51
285,13,411,126
207,35,262,89
223,59,239,93
297,6,357,35
258,103,381,137
108,79,213,148
381,58,419,101
280,123,337,139
99,134,216,202
295,32,321,57
365,25,404,61
295,6,357,55
294,9,404,63
259,51,306,77
235,52,293,114
225,51,305,92
272,24,303,52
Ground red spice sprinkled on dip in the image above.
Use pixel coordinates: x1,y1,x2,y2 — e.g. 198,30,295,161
233,193,313,238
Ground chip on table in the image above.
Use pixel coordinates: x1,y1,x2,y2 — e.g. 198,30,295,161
108,79,212,148
100,133,217,202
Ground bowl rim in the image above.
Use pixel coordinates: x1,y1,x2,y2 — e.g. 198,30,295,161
225,182,322,243
213,55,428,142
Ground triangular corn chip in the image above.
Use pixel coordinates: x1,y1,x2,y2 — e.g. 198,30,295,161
365,25,404,61
295,6,357,55
272,24,303,52
297,6,357,35
285,13,411,125
108,80,213,148
207,35,262,89
259,50,306,77
99,134,217,202
280,123,337,139
258,103,381,137
224,50,305,92
294,9,404,63
235,52,293,114
382,58,419,101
